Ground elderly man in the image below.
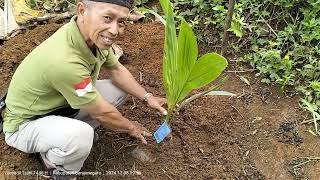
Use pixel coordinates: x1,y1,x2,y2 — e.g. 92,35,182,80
2,0,167,178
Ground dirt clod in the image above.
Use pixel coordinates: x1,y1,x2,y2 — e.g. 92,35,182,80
276,122,304,146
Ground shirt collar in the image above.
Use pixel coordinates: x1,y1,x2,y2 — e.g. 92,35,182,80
68,16,97,65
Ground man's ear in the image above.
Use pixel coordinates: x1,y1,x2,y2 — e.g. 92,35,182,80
77,2,87,18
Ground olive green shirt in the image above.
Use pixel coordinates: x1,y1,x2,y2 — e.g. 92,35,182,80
3,16,119,133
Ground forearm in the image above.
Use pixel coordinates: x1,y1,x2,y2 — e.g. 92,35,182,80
109,63,147,100
83,96,134,133
107,63,167,116
96,110,134,133
83,95,151,144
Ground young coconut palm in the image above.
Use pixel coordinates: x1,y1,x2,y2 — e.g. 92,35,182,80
160,0,228,122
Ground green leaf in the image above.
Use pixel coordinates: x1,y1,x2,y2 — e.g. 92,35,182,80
302,99,320,134
229,21,243,38
178,53,228,102
261,78,271,84
177,19,198,77
175,19,198,103
160,0,178,108
26,0,37,8
304,64,314,69
138,7,166,25
43,1,53,11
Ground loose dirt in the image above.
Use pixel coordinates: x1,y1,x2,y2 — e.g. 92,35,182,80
0,20,319,180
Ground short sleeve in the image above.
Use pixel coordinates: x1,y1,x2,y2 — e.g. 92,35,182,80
46,63,99,109
101,47,119,68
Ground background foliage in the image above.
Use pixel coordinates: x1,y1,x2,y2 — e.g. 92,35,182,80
26,0,76,12
137,0,320,133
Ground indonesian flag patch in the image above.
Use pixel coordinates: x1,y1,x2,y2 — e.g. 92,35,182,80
74,77,93,97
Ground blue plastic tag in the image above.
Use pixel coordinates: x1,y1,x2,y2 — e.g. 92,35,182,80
154,121,171,144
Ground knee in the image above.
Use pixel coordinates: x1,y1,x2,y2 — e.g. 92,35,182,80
112,83,128,106
117,91,128,106
96,79,128,107
68,122,94,155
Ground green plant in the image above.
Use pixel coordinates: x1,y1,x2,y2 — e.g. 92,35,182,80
239,0,320,133
300,82,320,135
245,49,296,91
160,0,228,122
302,99,320,136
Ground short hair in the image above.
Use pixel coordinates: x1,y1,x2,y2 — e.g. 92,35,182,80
81,0,94,8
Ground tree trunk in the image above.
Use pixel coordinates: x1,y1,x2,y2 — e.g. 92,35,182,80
221,0,235,56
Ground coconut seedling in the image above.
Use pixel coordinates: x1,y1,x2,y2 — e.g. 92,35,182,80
159,0,229,122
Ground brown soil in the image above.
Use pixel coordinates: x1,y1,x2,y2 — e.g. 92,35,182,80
0,20,320,180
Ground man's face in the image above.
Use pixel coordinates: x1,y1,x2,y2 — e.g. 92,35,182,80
77,1,129,49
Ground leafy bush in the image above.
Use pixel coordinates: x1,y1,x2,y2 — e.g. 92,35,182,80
239,0,320,127
26,0,76,12
171,0,320,132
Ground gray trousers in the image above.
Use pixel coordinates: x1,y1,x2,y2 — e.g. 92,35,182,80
4,80,128,172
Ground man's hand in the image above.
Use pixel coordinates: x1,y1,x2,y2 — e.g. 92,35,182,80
83,96,152,145
146,96,167,115
128,121,152,145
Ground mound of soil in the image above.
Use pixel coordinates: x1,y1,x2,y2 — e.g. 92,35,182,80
0,20,319,180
